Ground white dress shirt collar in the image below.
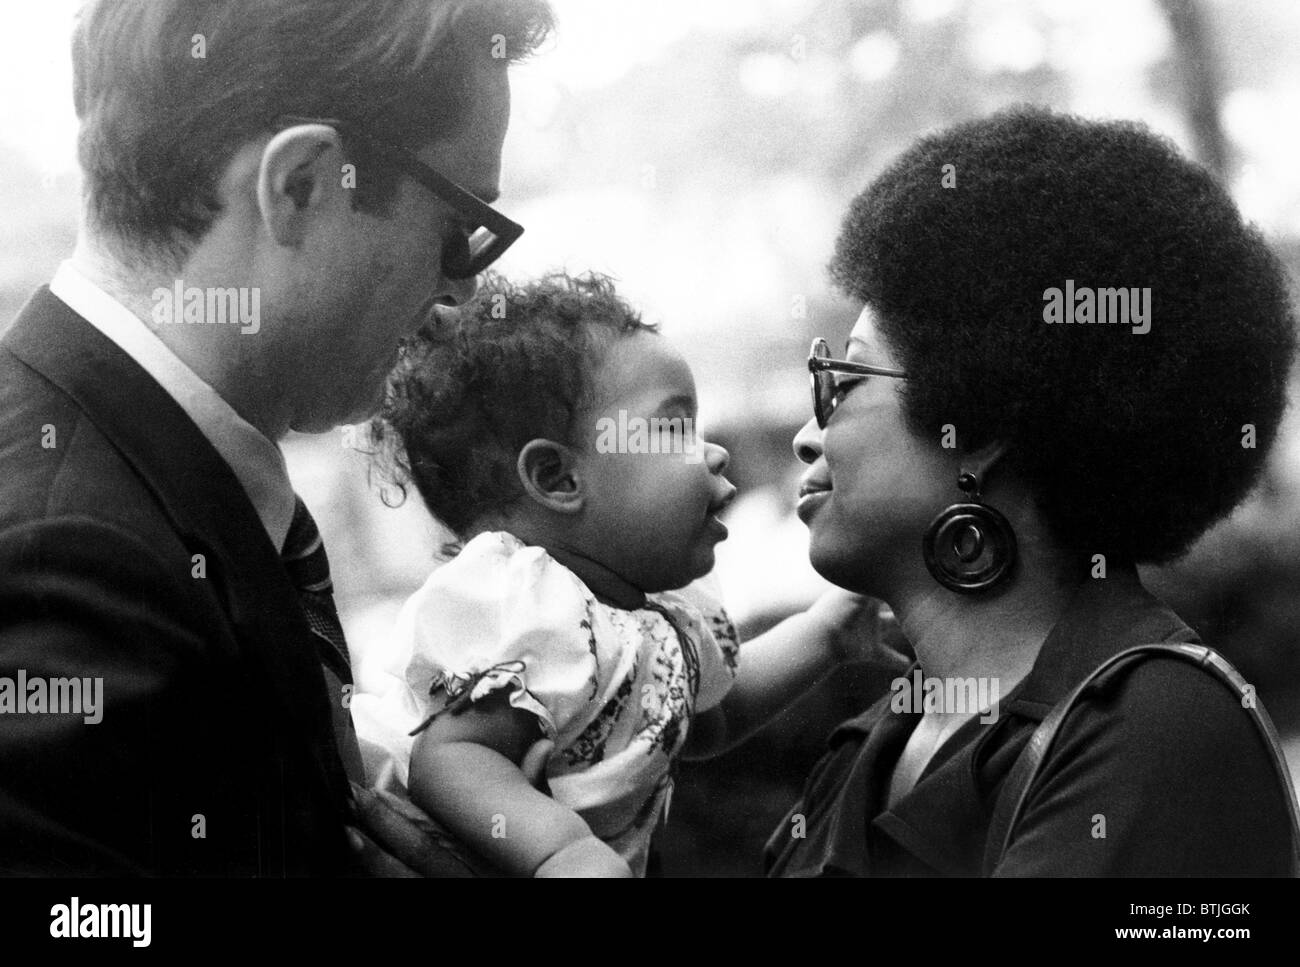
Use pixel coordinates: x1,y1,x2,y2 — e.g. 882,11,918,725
49,260,297,551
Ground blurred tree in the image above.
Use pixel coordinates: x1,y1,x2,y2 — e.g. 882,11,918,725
1157,0,1229,176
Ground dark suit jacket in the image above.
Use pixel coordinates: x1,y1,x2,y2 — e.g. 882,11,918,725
0,287,356,876
765,566,1295,876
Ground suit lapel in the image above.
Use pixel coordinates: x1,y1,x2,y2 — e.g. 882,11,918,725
3,287,352,812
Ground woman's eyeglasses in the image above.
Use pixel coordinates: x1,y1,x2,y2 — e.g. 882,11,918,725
275,115,524,280
807,337,909,429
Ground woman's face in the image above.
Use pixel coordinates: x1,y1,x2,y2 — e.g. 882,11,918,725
793,305,955,597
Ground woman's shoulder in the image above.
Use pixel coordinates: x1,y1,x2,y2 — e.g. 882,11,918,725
1064,646,1269,754
1021,644,1296,874
1026,573,1278,772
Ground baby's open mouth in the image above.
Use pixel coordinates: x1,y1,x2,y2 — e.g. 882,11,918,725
707,486,738,519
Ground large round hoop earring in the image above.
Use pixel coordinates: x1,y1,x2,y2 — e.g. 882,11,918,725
922,470,1018,594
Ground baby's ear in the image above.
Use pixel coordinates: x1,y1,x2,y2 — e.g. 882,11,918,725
517,439,583,513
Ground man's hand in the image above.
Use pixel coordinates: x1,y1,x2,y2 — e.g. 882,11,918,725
348,737,554,876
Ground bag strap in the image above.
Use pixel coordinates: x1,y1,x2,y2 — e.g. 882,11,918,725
984,642,1300,875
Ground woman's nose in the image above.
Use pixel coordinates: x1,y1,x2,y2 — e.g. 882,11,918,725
792,417,823,465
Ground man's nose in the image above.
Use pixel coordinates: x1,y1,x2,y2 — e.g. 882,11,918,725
439,273,479,308
793,417,823,465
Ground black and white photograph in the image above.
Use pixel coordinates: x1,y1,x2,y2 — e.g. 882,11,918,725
1,0,1299,949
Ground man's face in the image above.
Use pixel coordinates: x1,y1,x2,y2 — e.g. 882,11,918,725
288,63,512,433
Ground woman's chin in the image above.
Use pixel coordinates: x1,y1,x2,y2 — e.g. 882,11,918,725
806,543,889,597
808,548,875,596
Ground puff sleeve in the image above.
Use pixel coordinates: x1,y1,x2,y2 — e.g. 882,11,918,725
400,532,632,745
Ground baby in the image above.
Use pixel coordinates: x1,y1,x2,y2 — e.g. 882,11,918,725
353,272,869,876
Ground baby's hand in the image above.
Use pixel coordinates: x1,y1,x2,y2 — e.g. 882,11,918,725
806,588,905,665
534,836,633,878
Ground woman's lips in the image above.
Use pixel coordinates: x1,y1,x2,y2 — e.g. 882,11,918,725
796,482,832,524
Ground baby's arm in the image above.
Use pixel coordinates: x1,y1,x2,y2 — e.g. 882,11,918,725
407,691,632,877
684,589,883,759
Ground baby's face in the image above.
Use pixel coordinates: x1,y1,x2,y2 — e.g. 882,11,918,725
573,331,736,593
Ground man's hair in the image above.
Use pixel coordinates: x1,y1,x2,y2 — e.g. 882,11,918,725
370,271,658,538
73,0,554,264
830,106,1297,565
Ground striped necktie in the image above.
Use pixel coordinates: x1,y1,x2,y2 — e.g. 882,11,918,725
281,496,365,784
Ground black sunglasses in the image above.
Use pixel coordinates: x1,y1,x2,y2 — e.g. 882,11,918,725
275,115,524,280
807,337,909,429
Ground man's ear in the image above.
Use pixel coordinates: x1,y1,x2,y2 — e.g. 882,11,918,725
517,439,584,514
255,124,348,247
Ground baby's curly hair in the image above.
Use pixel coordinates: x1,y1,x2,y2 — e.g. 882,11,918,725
830,106,1297,564
370,271,658,537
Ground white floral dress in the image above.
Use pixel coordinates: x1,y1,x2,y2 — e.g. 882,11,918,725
352,531,740,875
